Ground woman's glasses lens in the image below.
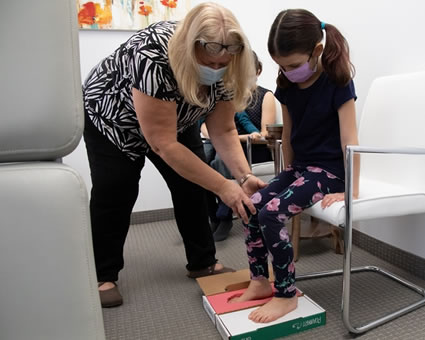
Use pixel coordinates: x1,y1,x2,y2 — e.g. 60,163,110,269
226,44,243,54
205,42,223,54
198,40,243,55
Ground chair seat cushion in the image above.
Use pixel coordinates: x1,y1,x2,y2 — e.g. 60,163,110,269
303,177,425,226
251,161,276,183
251,161,275,177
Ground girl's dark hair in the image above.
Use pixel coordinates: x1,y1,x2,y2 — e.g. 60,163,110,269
268,9,355,88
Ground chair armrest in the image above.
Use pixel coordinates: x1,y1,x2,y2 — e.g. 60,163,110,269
347,145,425,156
344,144,425,227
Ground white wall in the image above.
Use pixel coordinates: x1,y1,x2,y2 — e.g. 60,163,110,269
65,30,173,211
65,0,425,257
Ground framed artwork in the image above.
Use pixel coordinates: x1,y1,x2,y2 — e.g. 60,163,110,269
77,0,192,30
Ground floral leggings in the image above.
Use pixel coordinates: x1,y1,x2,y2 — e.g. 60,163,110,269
243,165,344,298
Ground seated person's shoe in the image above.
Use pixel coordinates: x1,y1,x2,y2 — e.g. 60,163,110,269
98,282,123,308
187,264,235,279
210,219,220,233
213,220,233,242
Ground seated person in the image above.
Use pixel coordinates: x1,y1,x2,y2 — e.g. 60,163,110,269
201,111,261,180
240,51,276,163
201,51,276,241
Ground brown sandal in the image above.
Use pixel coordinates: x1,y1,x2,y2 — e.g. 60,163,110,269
187,264,235,279
98,282,123,308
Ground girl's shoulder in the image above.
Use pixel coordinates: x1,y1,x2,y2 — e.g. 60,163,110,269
321,72,355,90
319,72,357,106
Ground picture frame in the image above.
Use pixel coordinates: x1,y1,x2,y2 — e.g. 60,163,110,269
77,0,191,31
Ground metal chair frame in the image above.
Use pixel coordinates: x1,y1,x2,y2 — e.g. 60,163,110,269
299,145,425,334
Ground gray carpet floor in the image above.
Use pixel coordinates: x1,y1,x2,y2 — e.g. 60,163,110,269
102,218,425,340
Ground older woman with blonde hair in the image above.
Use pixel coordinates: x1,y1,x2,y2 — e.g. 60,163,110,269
83,2,266,308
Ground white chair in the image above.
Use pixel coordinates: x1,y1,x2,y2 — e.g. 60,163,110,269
0,1,105,339
300,71,425,333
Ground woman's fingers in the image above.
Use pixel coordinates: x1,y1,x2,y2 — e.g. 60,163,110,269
243,196,256,215
241,176,266,197
235,198,255,224
218,180,256,223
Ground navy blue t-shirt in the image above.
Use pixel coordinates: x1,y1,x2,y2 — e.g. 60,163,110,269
275,72,356,180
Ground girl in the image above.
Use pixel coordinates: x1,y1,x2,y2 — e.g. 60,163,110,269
231,9,360,323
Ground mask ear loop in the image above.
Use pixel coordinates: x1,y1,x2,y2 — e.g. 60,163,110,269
321,26,327,51
316,24,327,68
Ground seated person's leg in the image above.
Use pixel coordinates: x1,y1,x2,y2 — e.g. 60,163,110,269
210,153,234,241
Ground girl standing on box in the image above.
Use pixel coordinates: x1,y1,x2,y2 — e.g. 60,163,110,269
231,9,360,323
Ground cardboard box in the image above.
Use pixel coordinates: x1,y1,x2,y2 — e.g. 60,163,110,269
197,269,325,340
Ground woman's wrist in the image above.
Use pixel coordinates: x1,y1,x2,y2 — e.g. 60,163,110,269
238,173,253,186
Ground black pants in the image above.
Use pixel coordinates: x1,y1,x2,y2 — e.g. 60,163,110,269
83,115,217,282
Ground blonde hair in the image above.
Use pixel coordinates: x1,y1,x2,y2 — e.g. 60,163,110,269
168,2,256,111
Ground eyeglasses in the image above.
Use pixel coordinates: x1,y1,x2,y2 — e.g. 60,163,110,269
197,40,244,55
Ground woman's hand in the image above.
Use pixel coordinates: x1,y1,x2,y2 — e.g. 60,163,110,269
321,192,344,208
241,175,267,197
217,179,257,223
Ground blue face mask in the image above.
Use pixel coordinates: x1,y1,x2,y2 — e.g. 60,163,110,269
198,64,228,85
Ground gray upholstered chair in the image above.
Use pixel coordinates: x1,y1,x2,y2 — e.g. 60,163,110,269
0,1,105,339
300,71,425,333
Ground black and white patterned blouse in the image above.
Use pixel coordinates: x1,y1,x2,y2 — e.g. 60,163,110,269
83,21,233,160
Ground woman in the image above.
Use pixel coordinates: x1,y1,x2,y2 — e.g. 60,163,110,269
83,2,265,308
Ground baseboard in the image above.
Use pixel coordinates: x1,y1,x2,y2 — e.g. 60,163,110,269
352,228,425,280
130,208,174,225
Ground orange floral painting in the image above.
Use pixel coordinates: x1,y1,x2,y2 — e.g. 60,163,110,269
77,0,191,30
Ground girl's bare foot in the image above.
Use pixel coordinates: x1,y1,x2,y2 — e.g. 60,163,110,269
249,295,298,323
229,278,273,303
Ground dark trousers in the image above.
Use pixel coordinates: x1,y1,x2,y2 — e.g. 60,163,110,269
244,165,344,297
83,116,217,282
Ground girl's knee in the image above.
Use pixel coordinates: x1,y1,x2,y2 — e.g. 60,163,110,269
257,208,278,227
257,208,267,226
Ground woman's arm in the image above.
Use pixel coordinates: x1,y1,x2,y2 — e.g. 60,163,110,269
235,112,261,142
206,100,266,195
206,101,254,178
260,91,277,137
132,88,257,221
321,99,360,208
281,104,294,167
